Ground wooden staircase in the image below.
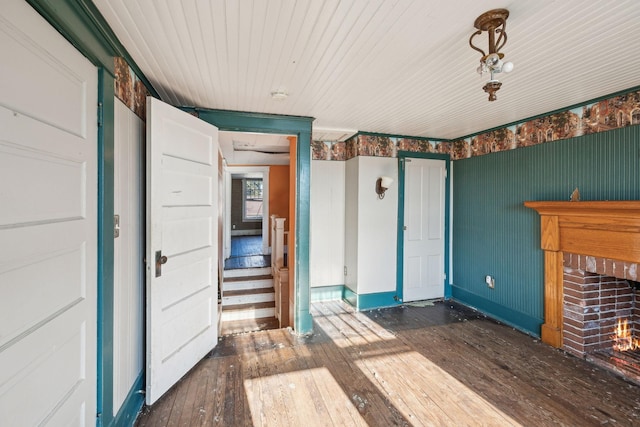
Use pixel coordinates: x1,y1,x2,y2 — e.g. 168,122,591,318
221,267,278,335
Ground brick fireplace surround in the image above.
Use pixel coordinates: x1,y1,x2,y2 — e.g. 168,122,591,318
524,201,640,353
562,253,638,357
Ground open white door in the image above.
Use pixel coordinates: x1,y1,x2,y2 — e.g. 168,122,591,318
0,1,97,424
403,158,446,302
146,97,219,405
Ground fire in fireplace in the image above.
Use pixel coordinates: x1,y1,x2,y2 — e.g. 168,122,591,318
613,318,640,352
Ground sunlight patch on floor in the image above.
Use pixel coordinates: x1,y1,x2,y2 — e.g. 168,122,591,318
354,350,522,426
312,309,398,348
244,367,368,426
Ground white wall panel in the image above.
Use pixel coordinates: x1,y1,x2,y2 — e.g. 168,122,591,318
113,99,145,414
356,156,397,295
310,160,345,288
344,158,359,293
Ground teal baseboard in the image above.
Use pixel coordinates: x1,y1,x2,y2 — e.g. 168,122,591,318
451,285,542,337
356,291,401,310
310,285,345,302
340,288,401,311
342,287,357,308
112,372,144,427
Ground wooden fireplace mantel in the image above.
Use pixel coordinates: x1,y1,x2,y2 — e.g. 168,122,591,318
524,201,640,348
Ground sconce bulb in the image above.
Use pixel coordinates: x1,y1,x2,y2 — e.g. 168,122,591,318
502,61,514,73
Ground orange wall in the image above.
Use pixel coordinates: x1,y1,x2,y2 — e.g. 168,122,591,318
269,166,290,226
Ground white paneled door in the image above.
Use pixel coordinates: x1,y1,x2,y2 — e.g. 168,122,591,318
403,158,446,302
146,97,219,405
0,0,97,424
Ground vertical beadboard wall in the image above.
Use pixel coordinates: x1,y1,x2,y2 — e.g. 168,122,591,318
113,99,145,414
452,126,640,335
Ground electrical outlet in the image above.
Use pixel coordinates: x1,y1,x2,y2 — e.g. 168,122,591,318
485,275,495,289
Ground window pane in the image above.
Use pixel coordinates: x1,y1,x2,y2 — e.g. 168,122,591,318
244,179,263,219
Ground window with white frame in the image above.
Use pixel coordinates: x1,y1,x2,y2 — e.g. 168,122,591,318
243,178,263,221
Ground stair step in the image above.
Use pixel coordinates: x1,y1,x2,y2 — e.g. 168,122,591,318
221,317,280,336
223,288,275,306
224,274,272,282
224,276,274,291
224,287,275,297
224,267,271,279
221,301,276,321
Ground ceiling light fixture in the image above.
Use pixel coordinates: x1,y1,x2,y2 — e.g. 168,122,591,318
270,90,288,101
469,9,514,101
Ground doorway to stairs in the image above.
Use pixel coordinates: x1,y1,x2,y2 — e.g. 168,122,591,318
219,132,293,335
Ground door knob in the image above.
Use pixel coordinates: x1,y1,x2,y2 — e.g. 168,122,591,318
155,250,168,277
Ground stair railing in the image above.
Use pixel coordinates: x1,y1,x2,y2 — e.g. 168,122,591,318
271,215,289,327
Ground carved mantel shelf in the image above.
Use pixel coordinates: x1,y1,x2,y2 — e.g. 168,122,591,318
524,201,640,348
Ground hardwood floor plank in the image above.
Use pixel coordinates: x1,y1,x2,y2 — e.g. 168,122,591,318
196,357,221,427
295,342,369,427
136,300,640,427
211,356,229,426
311,335,411,426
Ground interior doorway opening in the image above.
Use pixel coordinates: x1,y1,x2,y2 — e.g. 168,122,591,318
219,131,294,334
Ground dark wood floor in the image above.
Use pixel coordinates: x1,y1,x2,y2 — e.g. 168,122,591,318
135,301,640,426
224,236,270,270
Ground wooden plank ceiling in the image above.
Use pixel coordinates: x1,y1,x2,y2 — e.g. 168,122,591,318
94,0,640,141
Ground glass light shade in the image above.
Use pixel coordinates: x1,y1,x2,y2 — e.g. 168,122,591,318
380,176,393,189
502,61,514,73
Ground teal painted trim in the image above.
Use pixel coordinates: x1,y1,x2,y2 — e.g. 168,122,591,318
310,285,345,302
451,286,542,337
186,108,314,133
355,131,447,143
111,373,144,427
395,152,452,302
357,292,401,311
189,108,315,334
97,69,116,427
342,287,357,308
26,0,158,96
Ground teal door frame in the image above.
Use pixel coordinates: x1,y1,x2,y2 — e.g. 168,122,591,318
396,151,452,301
185,108,315,334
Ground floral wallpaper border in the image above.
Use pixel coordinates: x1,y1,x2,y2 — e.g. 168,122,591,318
114,56,150,120
312,89,640,161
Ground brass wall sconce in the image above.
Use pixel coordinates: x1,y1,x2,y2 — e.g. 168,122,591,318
376,176,393,199
469,9,514,101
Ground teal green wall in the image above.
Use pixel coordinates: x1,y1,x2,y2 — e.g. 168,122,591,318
452,126,640,336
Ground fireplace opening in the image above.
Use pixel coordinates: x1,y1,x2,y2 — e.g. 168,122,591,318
563,256,640,385
589,312,640,383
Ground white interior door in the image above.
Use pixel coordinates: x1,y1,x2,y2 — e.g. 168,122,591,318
403,158,446,302
146,97,219,405
0,0,97,424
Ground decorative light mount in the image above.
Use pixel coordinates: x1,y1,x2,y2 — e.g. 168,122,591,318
469,9,514,101
270,90,288,101
376,176,393,199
